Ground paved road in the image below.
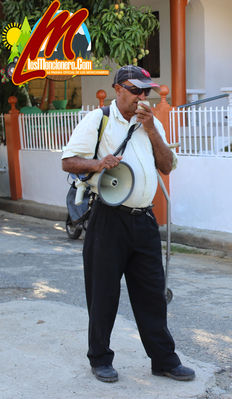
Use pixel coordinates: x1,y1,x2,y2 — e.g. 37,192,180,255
0,210,231,399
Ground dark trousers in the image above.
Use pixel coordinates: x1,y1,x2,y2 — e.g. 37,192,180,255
83,200,180,371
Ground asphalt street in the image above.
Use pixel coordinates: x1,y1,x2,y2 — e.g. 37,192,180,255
0,210,231,399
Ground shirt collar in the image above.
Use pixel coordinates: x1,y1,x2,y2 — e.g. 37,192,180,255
111,99,137,125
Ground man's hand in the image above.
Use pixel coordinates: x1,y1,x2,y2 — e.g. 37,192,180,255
96,155,123,172
62,155,122,175
135,103,173,175
135,103,154,132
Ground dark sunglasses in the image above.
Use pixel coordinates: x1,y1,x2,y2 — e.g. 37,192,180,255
119,83,151,96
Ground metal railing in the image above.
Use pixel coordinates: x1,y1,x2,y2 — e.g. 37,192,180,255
178,93,229,109
169,106,232,157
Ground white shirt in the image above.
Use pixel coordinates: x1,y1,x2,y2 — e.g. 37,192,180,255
62,100,172,208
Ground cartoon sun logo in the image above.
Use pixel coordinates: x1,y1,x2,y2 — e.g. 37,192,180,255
2,22,21,50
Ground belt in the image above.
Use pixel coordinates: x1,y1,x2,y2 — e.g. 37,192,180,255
117,204,153,215
96,196,153,215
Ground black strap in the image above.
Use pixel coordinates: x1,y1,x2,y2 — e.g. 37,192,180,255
113,123,141,156
80,106,110,182
93,106,110,159
81,111,139,183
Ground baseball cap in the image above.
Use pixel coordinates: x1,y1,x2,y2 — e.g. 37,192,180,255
113,65,159,89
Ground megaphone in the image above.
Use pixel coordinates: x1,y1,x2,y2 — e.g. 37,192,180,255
85,161,134,206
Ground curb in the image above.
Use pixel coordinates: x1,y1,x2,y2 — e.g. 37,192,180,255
1,197,232,257
159,225,232,258
0,197,67,221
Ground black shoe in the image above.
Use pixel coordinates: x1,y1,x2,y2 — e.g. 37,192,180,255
152,364,195,381
91,365,118,383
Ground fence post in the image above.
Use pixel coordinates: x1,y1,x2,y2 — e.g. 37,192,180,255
221,87,232,127
152,85,172,225
4,96,22,200
96,90,106,107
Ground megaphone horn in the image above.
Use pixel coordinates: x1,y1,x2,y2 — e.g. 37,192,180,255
87,161,135,206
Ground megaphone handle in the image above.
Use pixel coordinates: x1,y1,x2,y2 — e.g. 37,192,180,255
75,181,86,205
80,171,94,182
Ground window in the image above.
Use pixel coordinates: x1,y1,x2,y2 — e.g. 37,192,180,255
138,11,160,78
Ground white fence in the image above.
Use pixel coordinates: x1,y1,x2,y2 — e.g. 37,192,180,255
18,112,79,151
18,107,97,151
18,106,232,157
169,106,232,157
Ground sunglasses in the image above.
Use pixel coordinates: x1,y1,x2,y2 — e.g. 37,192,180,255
119,83,151,96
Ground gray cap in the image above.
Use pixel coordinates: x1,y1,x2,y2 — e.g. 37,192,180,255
113,65,159,89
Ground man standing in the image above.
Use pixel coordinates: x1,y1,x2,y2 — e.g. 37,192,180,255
62,65,195,383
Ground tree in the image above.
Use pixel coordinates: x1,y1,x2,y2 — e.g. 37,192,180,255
88,3,158,68
0,0,159,111
1,0,158,67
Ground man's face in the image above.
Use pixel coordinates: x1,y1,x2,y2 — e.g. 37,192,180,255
115,80,148,116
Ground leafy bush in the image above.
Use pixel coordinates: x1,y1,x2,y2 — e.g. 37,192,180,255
0,67,27,113
87,3,159,67
1,0,158,68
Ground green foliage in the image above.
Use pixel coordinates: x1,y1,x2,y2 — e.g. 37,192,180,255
88,3,159,67
1,0,158,68
0,68,27,113
1,0,117,28
0,0,117,65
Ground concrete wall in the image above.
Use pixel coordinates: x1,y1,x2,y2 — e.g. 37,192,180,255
18,149,232,233
19,150,69,207
186,0,205,91
0,144,10,197
186,0,232,106
170,156,232,233
203,0,232,102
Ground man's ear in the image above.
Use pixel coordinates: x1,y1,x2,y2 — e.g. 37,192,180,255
114,84,121,95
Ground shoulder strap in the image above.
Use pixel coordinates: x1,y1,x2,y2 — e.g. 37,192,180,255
93,105,110,159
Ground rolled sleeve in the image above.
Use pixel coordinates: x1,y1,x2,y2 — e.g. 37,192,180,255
62,108,103,160
153,116,178,170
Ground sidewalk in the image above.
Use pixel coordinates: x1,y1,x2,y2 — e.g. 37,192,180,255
0,202,231,398
0,196,232,258
0,300,217,399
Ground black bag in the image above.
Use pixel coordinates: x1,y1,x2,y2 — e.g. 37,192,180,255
66,182,91,225
66,106,110,227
